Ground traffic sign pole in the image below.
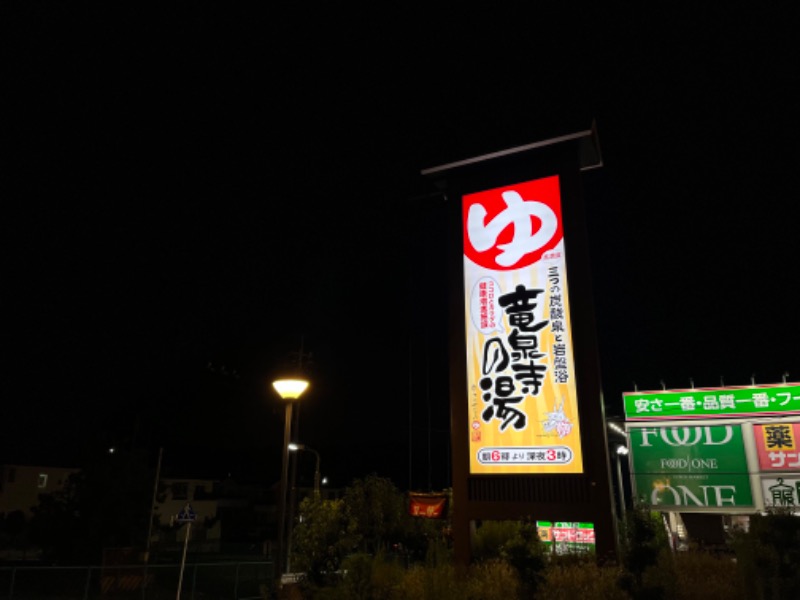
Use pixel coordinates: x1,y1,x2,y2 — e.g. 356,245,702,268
175,503,197,599
176,521,191,599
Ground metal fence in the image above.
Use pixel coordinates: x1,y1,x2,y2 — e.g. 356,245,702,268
0,561,273,600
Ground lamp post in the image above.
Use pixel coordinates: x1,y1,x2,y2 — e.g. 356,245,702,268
614,444,629,522
288,443,321,500
607,420,629,523
272,378,309,579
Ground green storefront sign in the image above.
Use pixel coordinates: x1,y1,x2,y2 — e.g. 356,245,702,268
536,521,595,555
630,424,753,508
623,384,800,421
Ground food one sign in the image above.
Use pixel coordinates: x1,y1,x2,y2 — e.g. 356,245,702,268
462,175,583,474
630,424,753,508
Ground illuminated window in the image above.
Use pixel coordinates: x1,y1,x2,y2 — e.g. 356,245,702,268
38,474,48,488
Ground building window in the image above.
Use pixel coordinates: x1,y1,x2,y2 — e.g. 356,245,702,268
38,474,48,488
172,483,188,500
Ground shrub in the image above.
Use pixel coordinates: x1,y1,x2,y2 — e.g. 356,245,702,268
472,520,521,561
335,552,406,600
471,518,545,596
396,562,465,600
641,549,745,600
464,558,520,600
537,560,631,600
498,518,546,596
336,553,374,600
729,510,800,600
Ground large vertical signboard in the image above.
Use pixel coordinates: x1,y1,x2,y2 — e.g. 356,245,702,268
425,127,616,565
463,175,583,474
629,424,753,509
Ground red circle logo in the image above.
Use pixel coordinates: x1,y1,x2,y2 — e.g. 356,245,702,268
463,175,563,271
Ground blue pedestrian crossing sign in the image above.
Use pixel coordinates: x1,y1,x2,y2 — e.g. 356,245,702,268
176,503,197,523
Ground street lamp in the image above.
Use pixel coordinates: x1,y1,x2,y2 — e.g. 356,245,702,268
273,378,309,578
608,421,626,437
288,443,321,500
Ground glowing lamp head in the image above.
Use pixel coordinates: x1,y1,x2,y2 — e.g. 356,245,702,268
272,378,309,400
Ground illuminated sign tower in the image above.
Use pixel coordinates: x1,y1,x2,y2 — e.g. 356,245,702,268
422,123,618,563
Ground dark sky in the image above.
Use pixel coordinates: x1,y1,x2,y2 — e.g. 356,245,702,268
4,5,798,491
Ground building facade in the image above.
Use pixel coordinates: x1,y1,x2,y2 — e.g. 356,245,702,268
0,464,79,517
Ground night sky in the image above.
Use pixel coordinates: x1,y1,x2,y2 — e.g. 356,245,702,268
4,5,798,492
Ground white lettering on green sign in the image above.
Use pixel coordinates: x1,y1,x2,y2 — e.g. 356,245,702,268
651,485,737,507
639,426,733,447
623,384,800,420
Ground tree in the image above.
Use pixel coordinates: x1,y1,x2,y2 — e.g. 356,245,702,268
0,510,30,557
3,510,26,540
291,474,452,587
618,502,670,598
472,519,546,597
342,474,407,555
29,447,156,564
290,497,360,586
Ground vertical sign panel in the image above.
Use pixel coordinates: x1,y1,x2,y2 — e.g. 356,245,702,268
462,175,583,474
629,424,753,508
760,476,800,510
754,421,800,471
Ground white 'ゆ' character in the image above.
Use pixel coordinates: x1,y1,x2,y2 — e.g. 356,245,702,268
467,190,558,267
